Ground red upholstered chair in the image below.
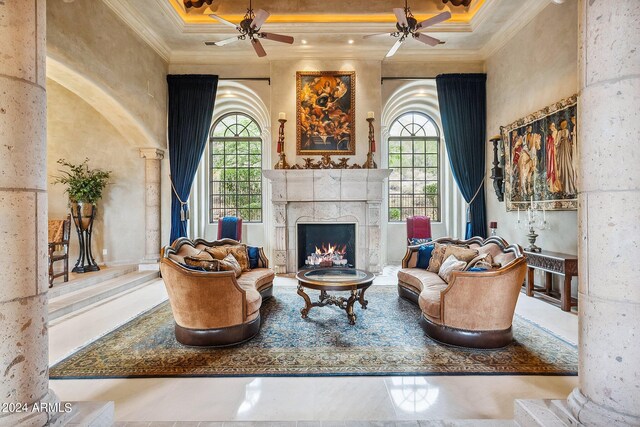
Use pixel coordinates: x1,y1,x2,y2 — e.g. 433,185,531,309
217,216,242,242
406,216,432,244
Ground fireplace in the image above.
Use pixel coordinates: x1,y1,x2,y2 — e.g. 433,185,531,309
297,223,356,269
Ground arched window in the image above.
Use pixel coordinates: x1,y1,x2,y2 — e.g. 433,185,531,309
388,112,440,222
209,113,262,222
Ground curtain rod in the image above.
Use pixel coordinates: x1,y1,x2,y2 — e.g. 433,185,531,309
381,77,436,84
219,77,271,85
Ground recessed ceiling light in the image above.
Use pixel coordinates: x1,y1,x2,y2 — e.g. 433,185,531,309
348,39,354,44
301,39,308,45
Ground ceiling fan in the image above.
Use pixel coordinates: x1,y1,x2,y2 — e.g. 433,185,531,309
205,0,294,58
364,0,451,58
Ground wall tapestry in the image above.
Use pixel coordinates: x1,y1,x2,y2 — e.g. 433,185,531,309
503,94,578,211
296,71,356,156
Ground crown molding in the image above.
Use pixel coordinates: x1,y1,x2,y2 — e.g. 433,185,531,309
479,0,552,60
101,0,171,62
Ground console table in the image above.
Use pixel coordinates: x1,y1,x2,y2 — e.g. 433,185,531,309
524,250,578,312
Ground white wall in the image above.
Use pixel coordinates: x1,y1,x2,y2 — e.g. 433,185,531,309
47,80,145,266
485,1,578,291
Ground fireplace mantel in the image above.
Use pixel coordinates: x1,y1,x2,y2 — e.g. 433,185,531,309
264,169,391,273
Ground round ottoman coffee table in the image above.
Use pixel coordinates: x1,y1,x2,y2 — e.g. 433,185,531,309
295,268,374,325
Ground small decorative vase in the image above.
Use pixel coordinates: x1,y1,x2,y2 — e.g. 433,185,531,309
70,202,100,273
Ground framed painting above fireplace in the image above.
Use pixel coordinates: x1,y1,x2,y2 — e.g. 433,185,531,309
296,71,356,156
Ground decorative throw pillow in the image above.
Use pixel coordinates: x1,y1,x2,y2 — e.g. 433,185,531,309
438,255,467,283
466,253,496,270
409,237,432,246
427,243,447,272
219,253,242,278
247,246,261,269
443,245,479,264
205,245,230,260
205,244,251,272
416,244,435,269
180,262,206,272
183,256,221,271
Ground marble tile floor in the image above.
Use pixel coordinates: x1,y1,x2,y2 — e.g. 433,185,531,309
49,268,579,424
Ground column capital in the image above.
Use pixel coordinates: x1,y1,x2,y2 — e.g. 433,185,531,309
139,148,165,160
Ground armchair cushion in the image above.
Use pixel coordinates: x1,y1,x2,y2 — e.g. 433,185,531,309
220,254,242,278
416,244,435,269
205,244,251,272
443,245,478,264
438,255,467,283
184,256,221,271
427,243,448,272
247,246,261,269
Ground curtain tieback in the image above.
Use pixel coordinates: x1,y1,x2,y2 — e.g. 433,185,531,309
170,175,190,222
466,178,485,221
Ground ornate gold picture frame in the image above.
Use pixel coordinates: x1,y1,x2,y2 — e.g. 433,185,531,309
296,71,356,156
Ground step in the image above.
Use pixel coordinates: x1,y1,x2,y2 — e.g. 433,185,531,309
514,399,568,427
48,270,159,321
56,401,114,427
49,265,137,298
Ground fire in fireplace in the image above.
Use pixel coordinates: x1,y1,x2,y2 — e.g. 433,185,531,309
297,223,356,269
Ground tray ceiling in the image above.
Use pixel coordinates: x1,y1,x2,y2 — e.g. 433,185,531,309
100,0,552,63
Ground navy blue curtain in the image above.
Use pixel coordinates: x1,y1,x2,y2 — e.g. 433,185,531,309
436,74,487,238
168,74,219,243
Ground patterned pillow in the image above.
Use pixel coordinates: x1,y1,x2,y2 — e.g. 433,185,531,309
409,237,432,246
219,253,242,278
427,243,447,272
443,245,478,263
466,253,496,270
183,256,221,271
205,244,251,272
438,255,467,283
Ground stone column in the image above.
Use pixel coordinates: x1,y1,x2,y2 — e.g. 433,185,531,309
0,1,61,425
139,148,164,265
567,1,640,425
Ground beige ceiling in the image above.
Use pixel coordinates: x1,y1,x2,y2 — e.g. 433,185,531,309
102,0,552,63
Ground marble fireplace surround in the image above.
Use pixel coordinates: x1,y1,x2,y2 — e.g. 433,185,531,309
263,169,392,273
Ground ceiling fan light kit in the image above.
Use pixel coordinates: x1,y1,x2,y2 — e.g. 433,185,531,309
365,0,452,58
206,0,294,58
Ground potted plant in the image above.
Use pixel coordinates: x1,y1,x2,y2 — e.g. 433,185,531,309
53,158,111,272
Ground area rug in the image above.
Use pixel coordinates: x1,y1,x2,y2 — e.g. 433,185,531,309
49,286,577,378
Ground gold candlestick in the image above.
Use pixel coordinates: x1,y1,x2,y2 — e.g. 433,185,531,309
362,117,377,169
274,118,290,169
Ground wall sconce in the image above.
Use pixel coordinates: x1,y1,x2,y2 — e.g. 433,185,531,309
489,133,504,202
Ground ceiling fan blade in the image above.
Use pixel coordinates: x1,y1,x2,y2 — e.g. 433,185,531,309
385,38,404,58
414,32,441,46
251,38,267,57
212,36,242,46
393,8,408,27
363,33,393,39
416,11,452,31
209,14,238,29
251,9,271,30
261,32,294,44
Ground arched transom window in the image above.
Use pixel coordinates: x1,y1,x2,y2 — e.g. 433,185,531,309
388,112,440,222
209,113,262,223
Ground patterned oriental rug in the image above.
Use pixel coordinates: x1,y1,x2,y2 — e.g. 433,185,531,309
49,286,577,379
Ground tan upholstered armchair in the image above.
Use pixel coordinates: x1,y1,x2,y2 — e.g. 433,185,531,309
398,236,527,348
160,238,274,347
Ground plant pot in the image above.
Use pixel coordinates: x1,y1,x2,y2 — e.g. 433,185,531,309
71,202,95,231
70,201,100,273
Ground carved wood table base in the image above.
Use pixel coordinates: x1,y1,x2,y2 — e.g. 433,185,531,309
295,268,375,325
297,285,371,325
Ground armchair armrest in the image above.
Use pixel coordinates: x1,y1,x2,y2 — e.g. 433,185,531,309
160,258,249,329
439,257,527,331
401,245,422,268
